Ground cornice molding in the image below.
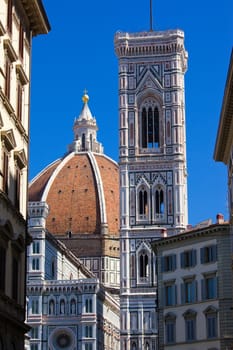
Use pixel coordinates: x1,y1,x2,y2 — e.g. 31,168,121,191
21,0,51,36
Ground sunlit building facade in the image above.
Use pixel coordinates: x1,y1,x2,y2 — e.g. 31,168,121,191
0,1,50,348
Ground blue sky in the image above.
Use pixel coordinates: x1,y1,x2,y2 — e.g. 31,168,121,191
30,0,233,226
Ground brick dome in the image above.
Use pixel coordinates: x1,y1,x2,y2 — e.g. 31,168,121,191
29,151,119,236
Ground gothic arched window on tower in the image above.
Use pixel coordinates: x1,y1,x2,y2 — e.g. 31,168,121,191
139,250,149,282
141,105,160,149
155,187,165,219
138,187,149,220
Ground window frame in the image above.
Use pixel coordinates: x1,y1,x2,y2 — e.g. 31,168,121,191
200,245,217,264
141,103,160,149
180,250,197,269
183,310,197,342
164,282,177,306
137,185,149,221
204,306,218,339
161,254,176,272
181,278,197,304
164,313,176,344
202,274,218,300
5,57,11,100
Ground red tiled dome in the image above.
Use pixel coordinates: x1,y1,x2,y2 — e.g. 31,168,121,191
29,152,119,236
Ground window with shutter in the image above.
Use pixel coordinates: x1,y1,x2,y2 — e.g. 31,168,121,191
202,275,217,300
183,310,197,341
164,283,176,306
162,254,177,272
181,279,197,304
200,245,217,264
180,250,197,268
164,313,176,344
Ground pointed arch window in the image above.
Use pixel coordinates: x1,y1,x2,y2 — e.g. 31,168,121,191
141,106,160,148
138,186,149,220
139,189,147,215
139,250,149,278
155,187,164,216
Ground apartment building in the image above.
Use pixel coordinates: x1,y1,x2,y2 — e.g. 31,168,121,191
0,1,50,348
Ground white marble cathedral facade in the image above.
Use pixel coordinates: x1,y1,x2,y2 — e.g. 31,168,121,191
114,29,188,349
27,201,120,350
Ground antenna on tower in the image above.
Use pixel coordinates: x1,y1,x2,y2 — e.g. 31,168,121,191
150,0,153,31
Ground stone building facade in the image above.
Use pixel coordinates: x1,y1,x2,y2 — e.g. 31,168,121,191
0,1,50,349
153,217,233,350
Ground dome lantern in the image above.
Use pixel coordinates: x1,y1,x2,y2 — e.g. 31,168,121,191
69,91,103,154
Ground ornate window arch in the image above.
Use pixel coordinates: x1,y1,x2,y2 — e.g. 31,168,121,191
137,182,150,222
155,186,164,213
136,243,151,285
140,99,160,149
152,184,166,222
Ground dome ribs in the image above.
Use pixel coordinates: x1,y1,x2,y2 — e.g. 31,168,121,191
95,155,119,235
29,153,119,238
46,154,100,235
29,159,62,201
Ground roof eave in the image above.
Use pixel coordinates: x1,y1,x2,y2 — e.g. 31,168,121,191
21,0,51,36
214,50,233,164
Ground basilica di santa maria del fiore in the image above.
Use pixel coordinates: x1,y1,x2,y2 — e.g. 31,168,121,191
0,1,233,350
